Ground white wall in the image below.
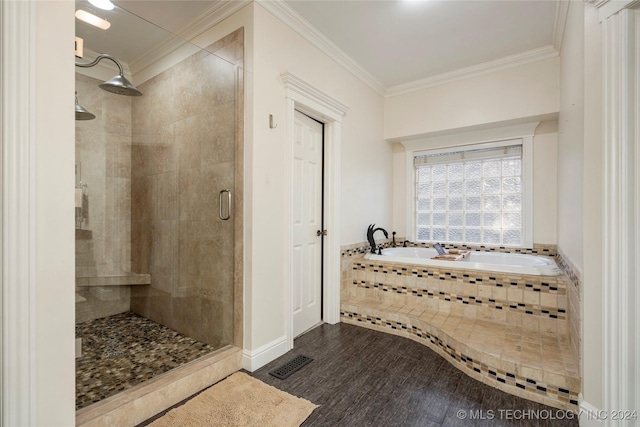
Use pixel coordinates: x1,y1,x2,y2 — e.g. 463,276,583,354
392,143,407,236
557,1,585,271
384,57,560,141
36,1,76,424
386,56,560,246
242,3,390,360
532,122,558,245
582,2,603,410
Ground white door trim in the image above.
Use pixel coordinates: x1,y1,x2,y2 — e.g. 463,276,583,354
1,1,37,424
291,111,323,337
281,72,349,350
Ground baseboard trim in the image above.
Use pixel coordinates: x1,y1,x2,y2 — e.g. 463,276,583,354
242,335,289,372
579,400,604,426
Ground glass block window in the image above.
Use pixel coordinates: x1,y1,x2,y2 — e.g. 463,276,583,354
415,143,523,246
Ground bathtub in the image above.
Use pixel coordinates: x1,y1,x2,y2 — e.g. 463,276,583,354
364,247,561,276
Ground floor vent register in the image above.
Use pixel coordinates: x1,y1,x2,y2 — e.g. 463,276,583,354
269,355,313,380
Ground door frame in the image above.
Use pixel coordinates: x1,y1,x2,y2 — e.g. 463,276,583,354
291,110,324,338
282,72,349,350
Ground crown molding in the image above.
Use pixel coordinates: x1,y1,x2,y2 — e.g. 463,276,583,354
258,0,386,96
174,1,250,43
591,0,640,20
386,45,559,98
129,1,248,82
128,35,188,81
553,1,570,52
585,0,610,8
124,0,568,100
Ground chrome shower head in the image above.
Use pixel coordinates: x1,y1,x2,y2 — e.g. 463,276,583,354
75,93,96,120
99,74,142,96
76,54,142,97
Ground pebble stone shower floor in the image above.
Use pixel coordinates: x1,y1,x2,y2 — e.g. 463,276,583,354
75,312,216,410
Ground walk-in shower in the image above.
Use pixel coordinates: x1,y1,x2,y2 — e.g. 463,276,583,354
74,0,243,419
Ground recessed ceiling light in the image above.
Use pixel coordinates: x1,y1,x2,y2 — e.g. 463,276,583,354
87,0,114,11
75,9,111,30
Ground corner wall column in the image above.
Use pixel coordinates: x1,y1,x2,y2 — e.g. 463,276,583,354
601,4,640,423
1,1,37,424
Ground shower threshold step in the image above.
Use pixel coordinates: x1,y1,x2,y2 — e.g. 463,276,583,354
76,272,151,287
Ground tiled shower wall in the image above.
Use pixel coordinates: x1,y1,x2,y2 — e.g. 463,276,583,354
130,31,243,349
75,74,132,323
75,74,132,278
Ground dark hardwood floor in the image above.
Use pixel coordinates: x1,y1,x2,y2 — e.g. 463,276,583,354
250,323,579,427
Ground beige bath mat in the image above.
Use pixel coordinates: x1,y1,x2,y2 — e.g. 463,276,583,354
147,372,318,427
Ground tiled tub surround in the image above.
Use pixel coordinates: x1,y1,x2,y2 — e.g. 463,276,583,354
341,239,558,258
555,247,583,379
340,242,580,411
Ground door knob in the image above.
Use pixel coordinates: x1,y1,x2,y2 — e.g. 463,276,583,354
316,230,327,236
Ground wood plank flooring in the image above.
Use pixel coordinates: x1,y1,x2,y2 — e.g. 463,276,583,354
250,323,579,427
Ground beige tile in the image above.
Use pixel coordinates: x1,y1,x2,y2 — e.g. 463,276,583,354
462,304,478,318
491,308,508,322
492,286,507,301
463,283,478,297
517,365,543,382
539,317,558,333
437,299,452,313
519,324,542,340
77,401,137,427
540,292,558,309
523,291,540,306
507,288,523,303
478,285,492,299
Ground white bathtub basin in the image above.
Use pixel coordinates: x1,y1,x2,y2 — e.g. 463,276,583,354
365,246,561,276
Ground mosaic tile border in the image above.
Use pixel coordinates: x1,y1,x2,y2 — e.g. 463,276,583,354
556,247,583,382
341,240,558,259
340,310,579,410
352,261,566,294
352,279,566,320
555,248,582,292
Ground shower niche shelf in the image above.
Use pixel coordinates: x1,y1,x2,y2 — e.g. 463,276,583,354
76,272,151,287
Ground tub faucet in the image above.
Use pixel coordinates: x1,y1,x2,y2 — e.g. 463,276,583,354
403,240,410,247
392,231,397,247
367,224,389,254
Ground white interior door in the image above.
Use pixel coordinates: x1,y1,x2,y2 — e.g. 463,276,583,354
292,110,323,337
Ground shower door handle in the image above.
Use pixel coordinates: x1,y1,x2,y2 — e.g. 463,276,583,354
219,189,231,221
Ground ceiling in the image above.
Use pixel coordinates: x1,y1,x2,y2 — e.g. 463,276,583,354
76,0,564,92
285,0,559,88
